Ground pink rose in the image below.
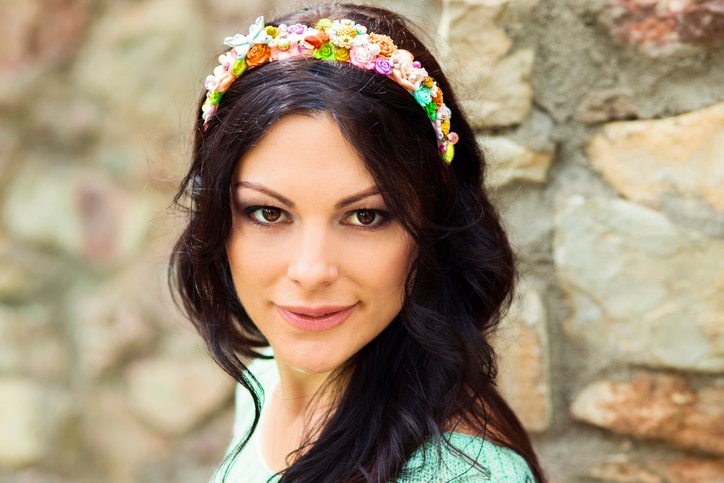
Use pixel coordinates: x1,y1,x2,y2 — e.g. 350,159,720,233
349,45,377,70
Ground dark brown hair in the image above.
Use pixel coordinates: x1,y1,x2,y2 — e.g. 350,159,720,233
170,3,544,482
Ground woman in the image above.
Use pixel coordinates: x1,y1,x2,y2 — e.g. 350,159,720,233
170,3,545,482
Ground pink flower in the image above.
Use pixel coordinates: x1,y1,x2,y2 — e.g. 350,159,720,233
288,24,306,35
391,49,426,91
349,45,377,70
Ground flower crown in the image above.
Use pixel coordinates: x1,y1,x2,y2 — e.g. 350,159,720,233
202,16,459,164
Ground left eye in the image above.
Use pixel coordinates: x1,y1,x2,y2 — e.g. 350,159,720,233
344,209,387,227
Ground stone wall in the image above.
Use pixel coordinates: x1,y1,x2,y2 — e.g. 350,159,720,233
1,0,722,481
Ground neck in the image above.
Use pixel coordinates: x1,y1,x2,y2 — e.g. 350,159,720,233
273,361,335,415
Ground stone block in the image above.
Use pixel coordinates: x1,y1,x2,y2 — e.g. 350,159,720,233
587,102,724,212
554,196,724,372
82,387,171,483
70,0,206,134
69,277,157,379
0,0,89,108
0,305,68,380
441,0,534,128
125,352,235,436
571,372,724,454
600,0,724,57
576,88,640,124
481,135,554,188
494,286,551,432
0,377,54,468
2,161,153,266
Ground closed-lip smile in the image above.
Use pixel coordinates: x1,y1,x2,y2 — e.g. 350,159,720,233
276,304,357,331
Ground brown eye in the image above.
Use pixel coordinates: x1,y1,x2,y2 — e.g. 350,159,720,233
261,207,282,222
356,210,376,225
248,206,288,224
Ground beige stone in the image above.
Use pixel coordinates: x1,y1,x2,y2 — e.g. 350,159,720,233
70,277,156,379
589,461,662,483
571,372,724,454
481,135,554,188
587,102,724,212
71,0,206,134
2,161,153,266
662,457,724,483
440,0,533,128
83,388,171,483
495,286,551,432
0,379,59,468
125,352,235,436
554,196,724,372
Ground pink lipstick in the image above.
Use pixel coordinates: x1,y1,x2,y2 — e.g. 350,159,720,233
276,304,356,331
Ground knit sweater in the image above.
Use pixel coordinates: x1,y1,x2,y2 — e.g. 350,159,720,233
211,356,534,482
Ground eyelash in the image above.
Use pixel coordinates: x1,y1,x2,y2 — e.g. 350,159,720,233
241,205,391,230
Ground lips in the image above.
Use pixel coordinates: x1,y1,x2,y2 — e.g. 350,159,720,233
276,304,356,331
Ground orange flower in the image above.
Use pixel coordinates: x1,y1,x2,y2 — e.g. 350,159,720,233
369,33,397,59
431,87,444,108
246,44,271,67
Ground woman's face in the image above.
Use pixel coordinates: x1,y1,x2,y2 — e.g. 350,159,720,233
226,114,415,377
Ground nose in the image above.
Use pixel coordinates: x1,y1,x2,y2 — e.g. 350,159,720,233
286,223,339,291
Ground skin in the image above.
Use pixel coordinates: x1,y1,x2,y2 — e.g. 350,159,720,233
226,114,416,470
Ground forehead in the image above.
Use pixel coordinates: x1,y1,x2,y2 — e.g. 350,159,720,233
233,114,376,194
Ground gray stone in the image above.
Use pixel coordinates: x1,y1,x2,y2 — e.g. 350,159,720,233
555,196,724,372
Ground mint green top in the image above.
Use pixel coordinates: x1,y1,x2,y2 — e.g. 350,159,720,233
211,356,534,482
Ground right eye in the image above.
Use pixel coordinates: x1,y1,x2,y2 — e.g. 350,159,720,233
246,206,289,225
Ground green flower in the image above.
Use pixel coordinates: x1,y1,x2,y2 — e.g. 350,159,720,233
209,90,223,105
314,42,336,61
424,102,437,121
231,58,247,76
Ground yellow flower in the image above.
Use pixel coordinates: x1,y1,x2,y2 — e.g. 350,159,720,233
265,26,279,38
335,47,350,61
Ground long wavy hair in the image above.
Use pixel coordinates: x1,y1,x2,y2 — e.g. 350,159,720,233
170,3,544,482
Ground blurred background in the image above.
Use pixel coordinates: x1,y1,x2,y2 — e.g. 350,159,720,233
1,0,723,481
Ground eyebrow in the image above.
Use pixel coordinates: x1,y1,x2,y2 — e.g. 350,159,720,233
232,182,382,210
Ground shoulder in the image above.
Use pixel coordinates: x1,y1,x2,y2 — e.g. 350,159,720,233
398,433,534,482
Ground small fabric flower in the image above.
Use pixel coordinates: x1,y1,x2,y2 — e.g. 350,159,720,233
391,49,426,91
314,42,336,60
335,47,350,61
413,86,432,106
368,33,396,59
246,43,272,67
336,34,355,49
288,23,306,35
205,75,219,91
424,102,437,121
349,45,377,70
374,57,393,75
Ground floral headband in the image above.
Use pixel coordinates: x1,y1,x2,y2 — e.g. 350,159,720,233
202,17,459,164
